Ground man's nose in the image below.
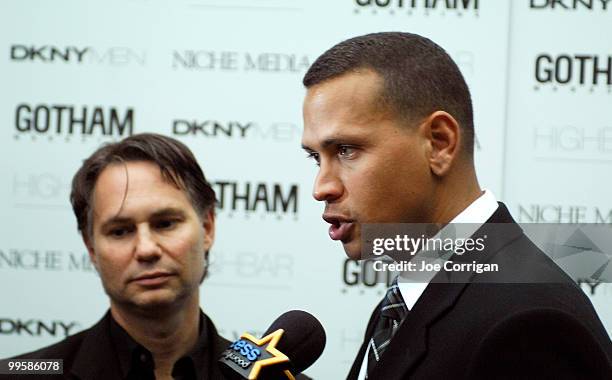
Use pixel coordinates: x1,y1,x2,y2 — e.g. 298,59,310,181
313,164,343,202
134,227,162,263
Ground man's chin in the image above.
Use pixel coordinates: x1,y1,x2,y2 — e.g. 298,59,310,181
342,241,363,261
111,291,185,314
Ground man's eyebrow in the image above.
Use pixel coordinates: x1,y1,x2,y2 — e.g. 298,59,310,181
100,216,132,230
99,207,185,229
150,207,186,218
302,138,351,151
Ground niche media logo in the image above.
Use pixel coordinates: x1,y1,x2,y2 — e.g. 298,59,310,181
172,50,310,73
517,204,612,223
0,248,94,272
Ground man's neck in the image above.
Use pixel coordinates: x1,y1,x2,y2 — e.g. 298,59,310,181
110,296,201,380
430,168,482,224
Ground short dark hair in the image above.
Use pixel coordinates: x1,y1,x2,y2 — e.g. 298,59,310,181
303,32,474,156
70,133,216,237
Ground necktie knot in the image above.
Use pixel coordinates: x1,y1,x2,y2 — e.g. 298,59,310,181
380,281,408,322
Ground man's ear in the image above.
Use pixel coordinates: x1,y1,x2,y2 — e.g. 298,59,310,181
202,208,215,252
82,232,99,271
421,111,461,177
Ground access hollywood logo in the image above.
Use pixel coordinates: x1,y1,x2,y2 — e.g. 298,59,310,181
340,259,394,295
529,0,612,11
0,317,80,337
534,53,612,93
212,180,299,219
172,50,310,73
14,103,135,140
10,45,146,66
517,204,612,223
172,119,301,142
353,0,480,16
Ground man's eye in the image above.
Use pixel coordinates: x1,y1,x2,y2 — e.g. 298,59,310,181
109,227,130,238
306,152,320,166
338,146,357,158
155,219,177,230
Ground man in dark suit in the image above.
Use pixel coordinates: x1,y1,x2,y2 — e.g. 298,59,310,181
3,133,227,379
300,32,612,379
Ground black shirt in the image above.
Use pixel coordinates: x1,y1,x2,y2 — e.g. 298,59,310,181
109,313,209,380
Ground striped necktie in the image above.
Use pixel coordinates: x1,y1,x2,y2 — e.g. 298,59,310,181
366,277,408,377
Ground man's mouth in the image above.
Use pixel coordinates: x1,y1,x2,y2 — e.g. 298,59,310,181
323,215,355,242
131,271,175,286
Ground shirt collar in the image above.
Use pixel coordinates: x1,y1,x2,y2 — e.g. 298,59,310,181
449,188,498,224
109,311,209,380
397,189,498,310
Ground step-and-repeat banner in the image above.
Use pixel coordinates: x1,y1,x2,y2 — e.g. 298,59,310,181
1,1,610,378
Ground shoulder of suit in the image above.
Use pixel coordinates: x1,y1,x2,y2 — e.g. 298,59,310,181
469,307,612,377
477,230,582,285
12,327,90,361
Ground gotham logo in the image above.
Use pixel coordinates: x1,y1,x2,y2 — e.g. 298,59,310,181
14,104,134,139
534,54,612,91
530,0,611,10
172,50,310,73
0,318,80,337
517,204,612,223
341,259,394,294
354,0,480,14
10,45,146,65
212,181,298,215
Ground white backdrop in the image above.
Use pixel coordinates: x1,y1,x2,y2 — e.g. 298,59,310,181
1,1,610,378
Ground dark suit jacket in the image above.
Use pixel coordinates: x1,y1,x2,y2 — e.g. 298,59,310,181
2,311,229,380
348,203,612,380
3,312,313,380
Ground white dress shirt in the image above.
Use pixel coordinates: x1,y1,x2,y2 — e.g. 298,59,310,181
357,189,499,380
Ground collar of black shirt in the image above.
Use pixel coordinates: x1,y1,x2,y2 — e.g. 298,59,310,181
109,311,209,380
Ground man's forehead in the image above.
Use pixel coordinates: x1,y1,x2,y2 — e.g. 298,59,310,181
304,70,385,111
91,161,191,222
302,72,394,148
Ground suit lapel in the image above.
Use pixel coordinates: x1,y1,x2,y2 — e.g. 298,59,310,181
368,281,464,380
70,312,123,380
346,299,384,380
366,203,523,380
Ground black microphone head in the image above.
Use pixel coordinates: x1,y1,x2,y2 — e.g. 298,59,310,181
263,310,326,374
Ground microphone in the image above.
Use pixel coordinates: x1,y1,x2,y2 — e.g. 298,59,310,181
218,310,326,380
